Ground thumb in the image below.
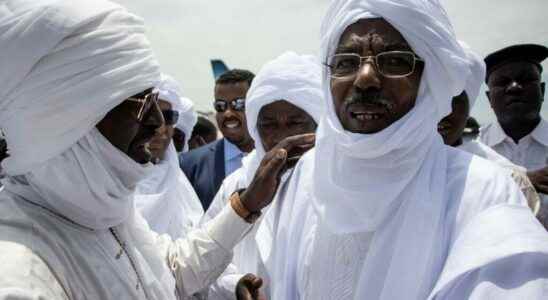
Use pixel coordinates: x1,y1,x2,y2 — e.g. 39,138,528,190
251,276,263,289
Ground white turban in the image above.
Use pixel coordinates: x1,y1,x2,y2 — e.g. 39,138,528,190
0,0,160,175
156,74,198,152
0,0,161,230
459,41,486,106
242,51,325,184
134,74,203,238
312,0,472,299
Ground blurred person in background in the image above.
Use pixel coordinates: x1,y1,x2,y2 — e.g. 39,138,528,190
181,70,255,210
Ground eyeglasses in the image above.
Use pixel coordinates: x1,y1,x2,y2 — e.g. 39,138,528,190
214,98,245,113
126,91,160,123
162,109,179,126
325,51,423,79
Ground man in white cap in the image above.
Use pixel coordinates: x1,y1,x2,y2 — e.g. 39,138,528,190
202,52,324,300
253,0,548,299
0,1,286,299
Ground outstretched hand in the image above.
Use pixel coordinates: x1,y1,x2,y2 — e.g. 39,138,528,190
236,274,267,300
240,133,315,213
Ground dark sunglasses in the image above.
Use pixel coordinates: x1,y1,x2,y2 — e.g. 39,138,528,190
126,91,160,123
162,109,179,126
214,98,245,112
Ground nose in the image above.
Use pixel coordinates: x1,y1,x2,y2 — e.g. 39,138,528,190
506,81,523,94
143,101,165,132
354,57,382,91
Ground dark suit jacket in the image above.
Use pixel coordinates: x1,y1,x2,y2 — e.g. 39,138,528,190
180,139,225,210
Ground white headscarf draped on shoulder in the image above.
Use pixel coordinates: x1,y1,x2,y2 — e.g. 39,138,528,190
0,0,160,230
315,0,470,299
241,51,325,185
135,74,203,239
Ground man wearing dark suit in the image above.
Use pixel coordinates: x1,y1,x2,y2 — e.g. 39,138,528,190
180,69,255,210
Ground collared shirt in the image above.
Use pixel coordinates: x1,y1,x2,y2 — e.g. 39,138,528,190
224,139,244,177
478,119,548,172
479,119,548,208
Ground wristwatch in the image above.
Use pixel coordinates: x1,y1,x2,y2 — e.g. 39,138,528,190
230,189,262,223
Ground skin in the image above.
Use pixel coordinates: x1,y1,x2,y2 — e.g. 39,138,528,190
214,82,254,153
438,91,470,147
147,99,175,162
331,18,424,134
486,61,545,143
172,128,186,153
96,88,164,164
257,100,317,168
236,274,267,300
486,61,548,194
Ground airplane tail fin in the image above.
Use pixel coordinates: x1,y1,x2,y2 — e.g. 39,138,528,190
210,59,230,80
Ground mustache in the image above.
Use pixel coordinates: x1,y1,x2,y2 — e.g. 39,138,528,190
345,89,395,111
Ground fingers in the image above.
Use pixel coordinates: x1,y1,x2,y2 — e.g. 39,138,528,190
251,276,263,289
263,148,287,176
236,274,264,300
275,133,315,153
536,183,548,194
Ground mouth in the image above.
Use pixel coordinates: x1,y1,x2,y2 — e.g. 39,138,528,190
223,119,241,129
348,104,388,122
506,98,531,106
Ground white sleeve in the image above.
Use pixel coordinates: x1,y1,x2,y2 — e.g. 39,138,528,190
206,264,245,300
157,203,253,298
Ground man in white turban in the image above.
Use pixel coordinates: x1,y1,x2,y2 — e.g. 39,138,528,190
0,1,285,299
135,74,204,240
260,0,548,299
202,52,324,299
154,74,198,154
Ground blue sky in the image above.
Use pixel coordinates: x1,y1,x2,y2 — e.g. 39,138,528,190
114,0,548,125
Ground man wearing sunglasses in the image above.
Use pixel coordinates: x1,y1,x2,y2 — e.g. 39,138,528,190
181,69,255,210
0,1,285,299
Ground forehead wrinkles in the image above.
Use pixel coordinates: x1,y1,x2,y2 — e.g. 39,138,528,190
341,31,402,54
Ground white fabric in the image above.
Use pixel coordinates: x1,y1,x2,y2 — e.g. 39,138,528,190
479,119,548,172
314,2,468,298
0,0,160,175
0,186,252,299
135,143,204,239
458,41,485,106
458,140,541,214
267,1,548,300
202,51,325,299
0,0,160,230
315,0,468,234
156,74,198,152
459,140,520,171
134,74,203,239
242,51,324,186
0,1,255,299
479,119,548,207
274,148,548,300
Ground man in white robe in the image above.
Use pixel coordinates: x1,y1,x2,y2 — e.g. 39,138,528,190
135,74,204,240
267,0,548,299
202,52,324,299
0,1,286,299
